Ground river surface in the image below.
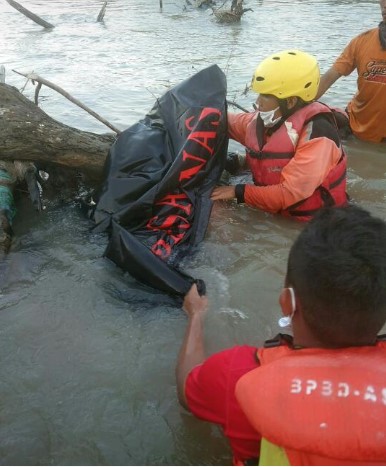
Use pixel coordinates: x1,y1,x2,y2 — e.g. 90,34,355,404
0,0,385,465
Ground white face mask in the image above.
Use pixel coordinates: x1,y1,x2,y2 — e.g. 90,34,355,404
258,106,281,127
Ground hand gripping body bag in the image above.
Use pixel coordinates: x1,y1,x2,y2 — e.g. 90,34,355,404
92,65,228,296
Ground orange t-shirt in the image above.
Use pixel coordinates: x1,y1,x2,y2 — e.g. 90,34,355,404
228,112,343,214
333,27,386,143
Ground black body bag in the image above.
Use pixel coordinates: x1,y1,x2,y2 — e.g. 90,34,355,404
92,65,228,296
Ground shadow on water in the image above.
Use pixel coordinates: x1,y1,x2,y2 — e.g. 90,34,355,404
0,0,385,464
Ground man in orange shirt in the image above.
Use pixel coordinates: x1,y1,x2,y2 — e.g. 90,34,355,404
211,50,348,222
316,0,386,143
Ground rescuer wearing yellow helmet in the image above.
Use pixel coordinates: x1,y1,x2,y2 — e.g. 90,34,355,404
211,50,348,221
252,49,320,103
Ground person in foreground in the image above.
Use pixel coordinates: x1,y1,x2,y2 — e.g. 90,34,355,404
176,204,386,465
211,50,348,222
316,0,386,143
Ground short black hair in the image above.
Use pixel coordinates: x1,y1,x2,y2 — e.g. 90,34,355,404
287,205,386,347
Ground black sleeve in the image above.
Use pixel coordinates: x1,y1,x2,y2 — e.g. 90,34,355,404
306,114,341,147
235,184,246,203
309,114,340,147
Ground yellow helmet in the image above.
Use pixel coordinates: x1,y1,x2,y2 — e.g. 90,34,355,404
251,50,320,102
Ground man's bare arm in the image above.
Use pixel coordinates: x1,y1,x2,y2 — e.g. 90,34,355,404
316,67,342,100
176,284,208,410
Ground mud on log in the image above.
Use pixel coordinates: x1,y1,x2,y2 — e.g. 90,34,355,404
0,83,115,183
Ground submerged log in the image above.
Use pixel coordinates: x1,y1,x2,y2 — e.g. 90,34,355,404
0,83,115,183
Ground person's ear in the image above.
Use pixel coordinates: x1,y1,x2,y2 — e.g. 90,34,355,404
279,287,296,317
286,97,298,110
278,287,296,328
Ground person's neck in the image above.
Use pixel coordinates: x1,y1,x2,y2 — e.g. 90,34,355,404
293,334,378,349
291,314,378,348
379,21,386,50
292,334,326,349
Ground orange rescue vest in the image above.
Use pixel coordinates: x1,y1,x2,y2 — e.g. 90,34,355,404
235,335,386,465
245,102,348,221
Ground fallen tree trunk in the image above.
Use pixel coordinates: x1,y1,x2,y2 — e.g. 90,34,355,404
0,82,117,254
0,83,115,183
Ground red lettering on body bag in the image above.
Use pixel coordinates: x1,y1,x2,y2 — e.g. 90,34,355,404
185,107,221,130
147,214,191,259
148,106,223,259
179,151,207,182
155,193,192,216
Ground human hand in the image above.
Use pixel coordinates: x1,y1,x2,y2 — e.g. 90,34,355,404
182,283,208,318
211,185,236,201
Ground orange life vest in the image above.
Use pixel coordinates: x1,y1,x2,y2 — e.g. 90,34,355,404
245,102,348,221
235,335,386,465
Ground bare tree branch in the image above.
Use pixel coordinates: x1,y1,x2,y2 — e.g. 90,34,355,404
13,70,122,135
5,0,54,29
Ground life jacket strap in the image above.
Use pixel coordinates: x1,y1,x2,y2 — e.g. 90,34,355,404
263,333,294,348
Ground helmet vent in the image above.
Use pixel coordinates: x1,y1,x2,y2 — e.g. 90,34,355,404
304,82,312,88
272,56,280,60
255,76,265,81
288,52,297,55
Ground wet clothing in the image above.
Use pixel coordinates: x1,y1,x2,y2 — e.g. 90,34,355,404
186,334,386,465
185,345,262,465
333,25,386,143
228,102,348,220
236,335,386,465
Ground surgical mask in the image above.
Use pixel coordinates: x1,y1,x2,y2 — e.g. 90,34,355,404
258,106,281,127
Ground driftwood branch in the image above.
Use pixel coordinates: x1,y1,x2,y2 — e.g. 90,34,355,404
13,70,122,135
227,99,249,113
34,82,42,105
212,0,251,22
0,82,115,182
5,0,54,29
97,1,107,22
193,0,215,7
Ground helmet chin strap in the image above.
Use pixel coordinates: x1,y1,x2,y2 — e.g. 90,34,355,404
278,97,305,119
